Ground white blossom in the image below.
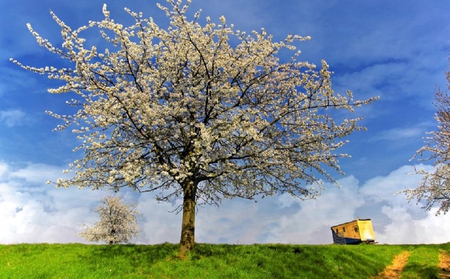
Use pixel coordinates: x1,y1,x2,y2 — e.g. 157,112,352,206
79,196,140,244
405,68,450,215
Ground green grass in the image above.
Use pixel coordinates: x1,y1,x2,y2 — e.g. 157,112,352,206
401,245,441,279
0,243,444,278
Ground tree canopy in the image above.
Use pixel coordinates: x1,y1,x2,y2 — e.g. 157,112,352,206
79,196,140,244
406,67,450,214
12,0,376,256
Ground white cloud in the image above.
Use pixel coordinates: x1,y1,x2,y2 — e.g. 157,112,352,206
358,165,430,206
254,176,365,244
377,206,450,244
371,127,424,142
136,194,182,244
0,162,448,245
9,163,66,185
0,162,7,179
192,164,449,245
370,123,434,142
0,109,26,127
0,163,105,244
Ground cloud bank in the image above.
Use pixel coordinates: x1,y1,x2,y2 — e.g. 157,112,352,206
1,162,449,245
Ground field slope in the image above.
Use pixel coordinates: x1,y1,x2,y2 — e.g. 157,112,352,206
1,243,449,278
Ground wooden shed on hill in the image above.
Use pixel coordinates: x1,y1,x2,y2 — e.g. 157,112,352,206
331,218,375,244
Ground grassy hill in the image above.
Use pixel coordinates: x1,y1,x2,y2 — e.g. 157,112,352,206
1,242,448,278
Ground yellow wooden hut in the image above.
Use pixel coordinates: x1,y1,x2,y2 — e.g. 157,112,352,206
331,218,375,244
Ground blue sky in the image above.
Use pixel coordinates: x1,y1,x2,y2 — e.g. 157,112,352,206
1,0,450,245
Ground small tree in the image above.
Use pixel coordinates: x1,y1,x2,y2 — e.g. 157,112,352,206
79,196,140,244
12,0,376,256
406,67,450,214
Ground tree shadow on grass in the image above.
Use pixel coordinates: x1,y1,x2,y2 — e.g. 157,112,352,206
80,243,178,266
191,243,305,260
402,263,439,279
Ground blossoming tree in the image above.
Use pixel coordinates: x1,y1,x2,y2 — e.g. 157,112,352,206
79,196,140,244
12,0,376,256
406,67,450,214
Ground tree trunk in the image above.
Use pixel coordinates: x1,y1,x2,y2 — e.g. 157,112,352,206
178,179,197,258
